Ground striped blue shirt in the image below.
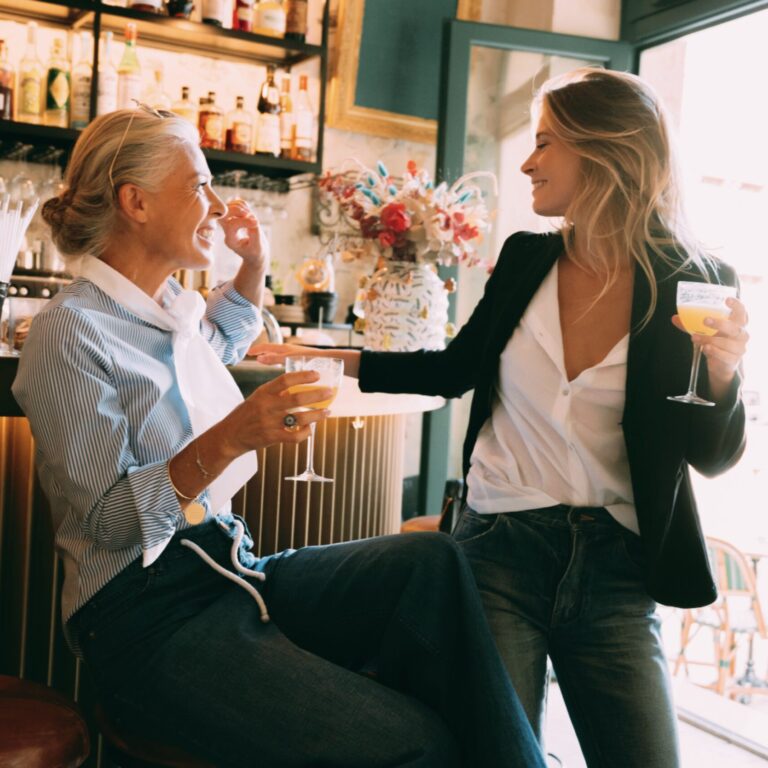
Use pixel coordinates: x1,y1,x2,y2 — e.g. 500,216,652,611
12,277,262,655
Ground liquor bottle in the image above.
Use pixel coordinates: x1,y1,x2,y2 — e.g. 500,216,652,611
18,22,44,125
96,31,118,115
201,0,230,27
292,74,313,161
144,62,171,110
225,96,253,153
254,64,280,156
199,91,224,150
166,0,194,18
233,0,254,31
44,37,70,128
70,32,92,129
284,0,307,42
117,23,141,110
128,0,163,12
278,75,293,159
0,40,14,121
255,0,286,37
172,86,198,125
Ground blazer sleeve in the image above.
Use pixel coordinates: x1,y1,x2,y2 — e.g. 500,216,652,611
684,262,746,476
358,232,523,398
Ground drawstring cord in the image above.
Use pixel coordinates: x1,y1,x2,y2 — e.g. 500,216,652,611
180,518,270,623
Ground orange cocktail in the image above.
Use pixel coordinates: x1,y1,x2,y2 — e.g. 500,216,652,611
285,384,338,410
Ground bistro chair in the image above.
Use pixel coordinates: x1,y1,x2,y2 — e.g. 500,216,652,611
674,536,767,697
0,674,90,768
400,479,463,534
94,702,215,768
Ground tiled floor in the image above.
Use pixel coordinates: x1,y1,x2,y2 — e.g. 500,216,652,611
544,680,768,767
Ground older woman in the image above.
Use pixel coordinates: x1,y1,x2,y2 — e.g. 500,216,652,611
12,107,544,768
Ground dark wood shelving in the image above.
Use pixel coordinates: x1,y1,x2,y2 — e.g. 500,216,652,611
0,0,328,179
97,4,322,66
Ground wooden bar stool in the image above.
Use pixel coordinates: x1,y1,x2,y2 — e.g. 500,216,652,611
0,674,90,768
94,704,216,768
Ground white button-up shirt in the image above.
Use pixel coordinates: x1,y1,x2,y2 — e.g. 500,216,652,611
466,262,638,533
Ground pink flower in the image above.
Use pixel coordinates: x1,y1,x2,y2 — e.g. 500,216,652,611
380,203,411,233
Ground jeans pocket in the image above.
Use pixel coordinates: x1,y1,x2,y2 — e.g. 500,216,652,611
452,507,498,545
618,529,647,572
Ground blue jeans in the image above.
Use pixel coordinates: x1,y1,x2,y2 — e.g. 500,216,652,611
453,505,680,768
69,522,545,768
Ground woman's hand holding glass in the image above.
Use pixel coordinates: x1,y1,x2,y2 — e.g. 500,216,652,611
284,356,344,483
670,282,748,406
228,370,332,453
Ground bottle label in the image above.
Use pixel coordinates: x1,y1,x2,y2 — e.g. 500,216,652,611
256,113,280,155
233,121,252,146
294,110,312,147
280,112,295,149
202,113,224,146
97,71,118,115
20,76,41,115
286,0,307,36
71,73,92,124
47,70,70,110
258,8,286,35
117,74,141,110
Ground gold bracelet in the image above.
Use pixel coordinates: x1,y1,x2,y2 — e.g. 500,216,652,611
167,460,207,526
167,460,197,501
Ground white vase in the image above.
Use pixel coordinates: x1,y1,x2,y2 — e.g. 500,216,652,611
361,261,449,352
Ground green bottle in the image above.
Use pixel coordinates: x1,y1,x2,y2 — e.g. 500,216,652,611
44,37,70,128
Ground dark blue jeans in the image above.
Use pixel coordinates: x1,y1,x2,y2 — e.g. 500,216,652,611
453,505,680,768
69,522,545,768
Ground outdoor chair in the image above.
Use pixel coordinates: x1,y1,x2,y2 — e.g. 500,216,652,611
674,536,767,698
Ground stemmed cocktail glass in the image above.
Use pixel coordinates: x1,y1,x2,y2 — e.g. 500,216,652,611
668,281,736,407
285,356,343,482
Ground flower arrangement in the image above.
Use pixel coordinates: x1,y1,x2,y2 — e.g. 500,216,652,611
318,159,496,269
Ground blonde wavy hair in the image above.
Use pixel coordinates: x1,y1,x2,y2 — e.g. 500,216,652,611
533,67,711,325
42,109,199,258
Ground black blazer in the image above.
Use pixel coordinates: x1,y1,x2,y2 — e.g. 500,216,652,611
359,231,746,608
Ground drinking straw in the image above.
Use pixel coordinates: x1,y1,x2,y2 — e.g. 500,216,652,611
0,197,39,283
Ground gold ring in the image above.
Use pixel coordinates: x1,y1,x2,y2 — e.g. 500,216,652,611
283,413,299,432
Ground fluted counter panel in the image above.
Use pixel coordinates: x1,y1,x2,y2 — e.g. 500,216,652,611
237,413,406,555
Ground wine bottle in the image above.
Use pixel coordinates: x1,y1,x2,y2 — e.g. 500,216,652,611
144,62,171,111
96,31,118,115
284,0,307,42
128,0,162,11
202,0,230,27
0,40,14,121
172,86,198,125
255,64,280,157
199,91,225,150
18,22,44,125
233,0,254,31
226,95,253,153
255,0,286,37
70,32,92,129
44,37,70,128
292,74,313,161
279,75,294,159
117,23,141,110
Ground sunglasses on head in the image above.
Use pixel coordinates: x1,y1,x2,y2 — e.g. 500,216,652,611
108,100,176,193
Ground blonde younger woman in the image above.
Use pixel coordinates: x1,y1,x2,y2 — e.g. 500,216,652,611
255,68,749,768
